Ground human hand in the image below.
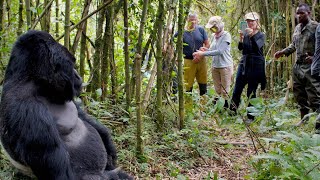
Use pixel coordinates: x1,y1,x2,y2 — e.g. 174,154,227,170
199,47,208,51
274,50,284,59
245,28,253,36
192,50,203,63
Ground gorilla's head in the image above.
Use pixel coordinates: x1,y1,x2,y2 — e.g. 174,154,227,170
5,30,82,104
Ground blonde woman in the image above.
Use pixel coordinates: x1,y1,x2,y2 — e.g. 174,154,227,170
230,12,266,123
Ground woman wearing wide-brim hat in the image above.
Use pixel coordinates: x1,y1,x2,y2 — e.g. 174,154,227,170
229,12,266,124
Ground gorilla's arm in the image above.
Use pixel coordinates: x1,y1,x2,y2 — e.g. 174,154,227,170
2,97,75,180
76,104,117,170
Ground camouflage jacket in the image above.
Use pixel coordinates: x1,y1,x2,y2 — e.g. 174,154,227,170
282,20,318,63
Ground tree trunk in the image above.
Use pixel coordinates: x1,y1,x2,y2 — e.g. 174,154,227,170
135,0,149,159
55,0,59,38
71,0,92,54
108,5,117,103
79,30,87,80
0,0,3,70
41,0,51,32
0,0,3,34
162,0,176,93
155,0,164,130
64,0,70,49
124,0,130,112
56,0,112,41
91,0,105,99
142,63,157,112
17,0,23,35
25,0,31,29
31,0,54,30
5,0,10,26
176,0,191,129
101,3,114,101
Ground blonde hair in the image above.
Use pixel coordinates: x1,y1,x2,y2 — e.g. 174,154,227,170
245,12,261,30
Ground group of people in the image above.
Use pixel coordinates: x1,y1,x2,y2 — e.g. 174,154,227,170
178,3,320,134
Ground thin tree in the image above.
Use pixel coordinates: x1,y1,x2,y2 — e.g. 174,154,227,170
101,2,114,101
79,31,87,80
17,0,23,35
0,0,3,34
55,0,59,38
64,0,70,49
0,0,3,66
40,0,51,32
71,0,92,54
108,6,118,103
91,0,106,99
31,0,54,30
56,0,113,41
79,0,91,79
124,0,130,111
135,0,149,159
176,0,188,129
25,0,31,29
5,0,10,26
155,0,164,129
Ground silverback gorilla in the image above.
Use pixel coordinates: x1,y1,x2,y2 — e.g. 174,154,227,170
0,30,132,180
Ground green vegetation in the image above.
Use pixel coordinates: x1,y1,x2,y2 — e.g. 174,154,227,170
0,0,320,179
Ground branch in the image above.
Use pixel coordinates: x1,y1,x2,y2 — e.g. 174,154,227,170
195,0,214,15
30,0,55,30
213,140,253,146
56,0,113,41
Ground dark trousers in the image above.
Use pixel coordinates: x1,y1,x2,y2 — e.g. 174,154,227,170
293,64,320,112
230,69,259,119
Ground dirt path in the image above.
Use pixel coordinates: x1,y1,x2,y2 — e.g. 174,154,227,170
185,128,257,180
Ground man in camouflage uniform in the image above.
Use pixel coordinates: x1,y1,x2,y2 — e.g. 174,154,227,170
274,3,320,133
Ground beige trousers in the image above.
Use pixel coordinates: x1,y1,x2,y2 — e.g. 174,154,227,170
211,66,233,98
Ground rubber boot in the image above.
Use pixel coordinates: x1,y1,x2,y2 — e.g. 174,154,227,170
223,100,229,108
199,83,207,96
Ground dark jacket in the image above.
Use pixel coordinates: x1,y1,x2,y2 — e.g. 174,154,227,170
238,31,266,89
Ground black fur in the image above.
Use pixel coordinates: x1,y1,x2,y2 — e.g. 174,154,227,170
0,30,132,180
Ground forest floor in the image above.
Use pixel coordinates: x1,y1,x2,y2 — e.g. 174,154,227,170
123,111,265,180
186,126,256,180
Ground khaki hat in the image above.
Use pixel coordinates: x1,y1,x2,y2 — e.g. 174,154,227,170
245,12,260,21
205,16,222,28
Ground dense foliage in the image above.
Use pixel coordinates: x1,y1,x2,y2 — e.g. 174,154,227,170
0,0,320,179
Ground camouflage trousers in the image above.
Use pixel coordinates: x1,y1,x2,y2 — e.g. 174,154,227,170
293,63,320,129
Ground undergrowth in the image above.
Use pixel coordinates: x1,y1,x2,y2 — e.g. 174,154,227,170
0,86,319,179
